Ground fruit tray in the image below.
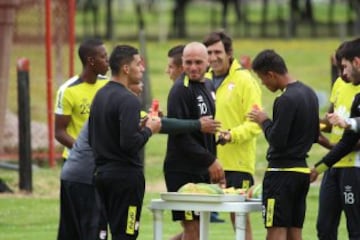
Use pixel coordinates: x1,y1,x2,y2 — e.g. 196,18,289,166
160,192,246,202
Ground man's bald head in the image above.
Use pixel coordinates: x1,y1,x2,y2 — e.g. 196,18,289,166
183,42,208,60
182,42,209,82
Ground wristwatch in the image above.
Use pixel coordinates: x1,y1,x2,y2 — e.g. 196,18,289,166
344,118,356,131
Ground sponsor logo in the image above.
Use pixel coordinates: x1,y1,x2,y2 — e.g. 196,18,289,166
126,206,137,235
197,95,204,102
265,198,275,227
99,230,107,239
185,211,193,220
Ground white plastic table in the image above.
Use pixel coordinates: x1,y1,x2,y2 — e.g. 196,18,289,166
149,199,262,240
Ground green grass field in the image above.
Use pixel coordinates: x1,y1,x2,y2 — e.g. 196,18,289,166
0,37,351,239
1,1,355,238
0,173,348,240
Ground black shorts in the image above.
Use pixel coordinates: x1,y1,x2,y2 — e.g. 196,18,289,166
57,180,107,240
164,171,210,221
225,171,254,190
95,169,145,240
262,171,309,228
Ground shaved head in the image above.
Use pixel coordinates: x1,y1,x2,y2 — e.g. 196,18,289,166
182,42,209,82
183,42,208,59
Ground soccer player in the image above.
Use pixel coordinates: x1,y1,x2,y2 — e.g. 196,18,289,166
54,38,109,161
58,81,145,240
167,40,224,225
311,38,360,240
203,30,262,237
166,44,185,82
315,41,360,240
163,44,221,136
164,42,225,240
248,49,319,240
88,45,161,240
55,38,109,240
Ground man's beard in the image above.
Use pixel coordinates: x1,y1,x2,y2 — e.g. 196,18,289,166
351,68,360,85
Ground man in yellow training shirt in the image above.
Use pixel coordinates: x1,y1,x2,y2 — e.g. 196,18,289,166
203,31,262,240
55,38,109,161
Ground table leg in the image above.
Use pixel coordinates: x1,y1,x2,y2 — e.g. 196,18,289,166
152,209,163,240
235,212,246,240
200,211,210,240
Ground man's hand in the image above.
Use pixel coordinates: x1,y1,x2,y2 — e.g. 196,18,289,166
55,114,75,148
310,167,319,183
217,130,231,145
247,107,268,125
317,132,334,150
199,116,221,134
147,107,164,118
139,116,148,129
208,159,226,188
145,117,162,134
326,113,348,129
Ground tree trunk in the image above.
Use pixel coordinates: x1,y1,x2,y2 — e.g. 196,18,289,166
0,0,19,153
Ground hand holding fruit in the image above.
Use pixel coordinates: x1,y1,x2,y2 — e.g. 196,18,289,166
148,99,164,118
326,113,348,129
248,104,268,125
145,116,161,134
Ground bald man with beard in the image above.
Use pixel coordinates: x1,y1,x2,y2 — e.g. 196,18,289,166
163,42,225,240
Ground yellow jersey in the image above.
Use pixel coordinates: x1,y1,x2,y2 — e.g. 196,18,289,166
55,75,108,158
330,77,360,167
206,59,262,175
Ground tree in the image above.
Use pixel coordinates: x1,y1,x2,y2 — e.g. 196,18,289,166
0,0,19,153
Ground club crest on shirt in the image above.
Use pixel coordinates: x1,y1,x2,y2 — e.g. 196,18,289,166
228,83,235,91
335,106,349,119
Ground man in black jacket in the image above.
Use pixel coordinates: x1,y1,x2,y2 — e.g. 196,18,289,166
248,49,319,240
89,45,161,240
164,42,225,240
311,38,360,240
